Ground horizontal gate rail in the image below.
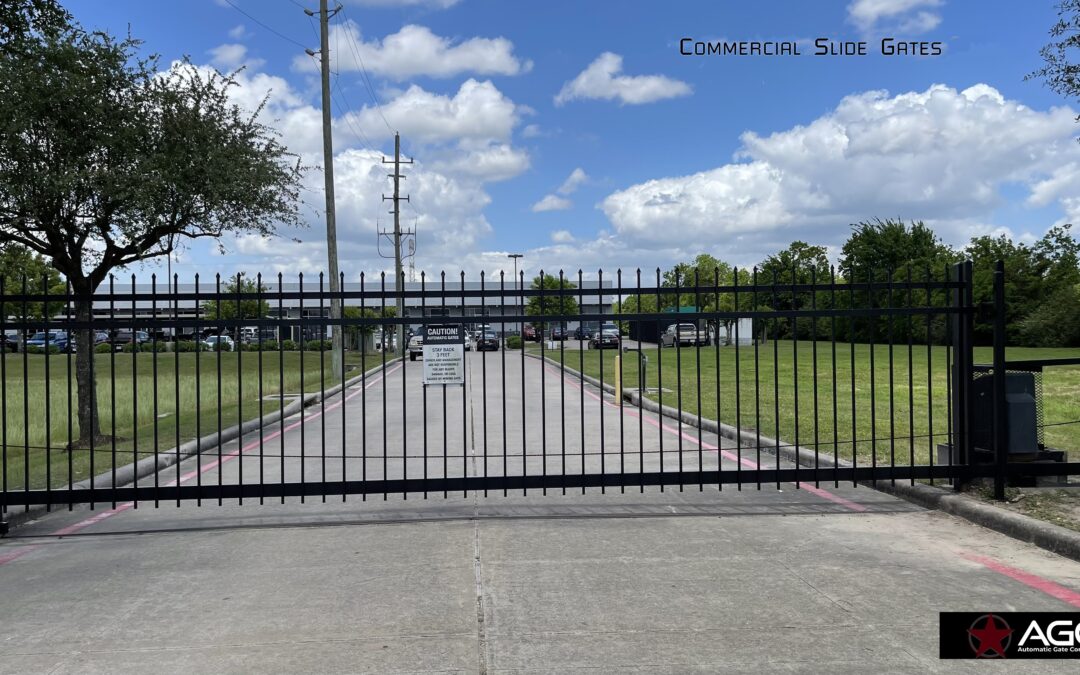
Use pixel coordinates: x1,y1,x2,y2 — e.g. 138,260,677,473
11,465,974,506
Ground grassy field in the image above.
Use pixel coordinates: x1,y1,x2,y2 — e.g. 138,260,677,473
533,342,1080,467
1,351,383,490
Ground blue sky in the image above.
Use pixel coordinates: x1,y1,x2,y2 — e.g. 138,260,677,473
65,0,1078,281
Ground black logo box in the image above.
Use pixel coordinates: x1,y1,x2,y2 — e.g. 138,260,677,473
424,324,464,345
941,612,1080,659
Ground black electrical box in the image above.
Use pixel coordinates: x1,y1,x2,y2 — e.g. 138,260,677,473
970,371,1039,456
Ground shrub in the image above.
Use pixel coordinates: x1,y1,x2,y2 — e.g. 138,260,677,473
175,340,199,353
282,339,297,351
305,339,331,351
95,343,112,354
25,345,60,354
505,335,523,349
121,342,138,353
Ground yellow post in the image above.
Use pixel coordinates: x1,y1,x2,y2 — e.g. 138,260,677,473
614,354,622,401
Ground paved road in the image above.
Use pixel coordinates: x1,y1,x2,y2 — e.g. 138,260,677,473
1,352,1079,673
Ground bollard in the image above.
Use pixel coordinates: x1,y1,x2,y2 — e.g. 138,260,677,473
614,354,622,401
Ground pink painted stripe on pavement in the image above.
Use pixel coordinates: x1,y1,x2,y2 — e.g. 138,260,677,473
0,364,402,567
962,552,1080,608
547,365,867,513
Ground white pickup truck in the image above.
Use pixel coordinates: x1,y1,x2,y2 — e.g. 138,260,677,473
660,322,709,347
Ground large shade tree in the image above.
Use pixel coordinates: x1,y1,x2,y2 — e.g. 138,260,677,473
0,2,304,446
1029,0,1080,132
525,273,579,330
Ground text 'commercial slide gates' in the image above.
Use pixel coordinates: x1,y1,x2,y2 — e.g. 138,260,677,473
2,262,1076,521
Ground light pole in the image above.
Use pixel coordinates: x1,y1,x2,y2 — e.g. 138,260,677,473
507,253,523,337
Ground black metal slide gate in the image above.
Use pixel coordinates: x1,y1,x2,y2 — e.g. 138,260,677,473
2,262,1078,521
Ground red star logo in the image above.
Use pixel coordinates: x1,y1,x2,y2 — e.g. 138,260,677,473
968,614,1013,658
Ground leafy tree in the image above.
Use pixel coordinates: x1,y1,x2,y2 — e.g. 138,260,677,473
839,219,957,280
0,10,303,445
0,0,70,54
615,292,656,338
525,273,578,329
757,241,832,340
967,225,1080,345
1028,0,1080,132
200,274,271,331
343,306,396,351
0,243,64,320
839,220,958,343
1018,284,1080,347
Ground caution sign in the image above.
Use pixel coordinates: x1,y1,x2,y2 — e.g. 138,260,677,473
422,324,465,385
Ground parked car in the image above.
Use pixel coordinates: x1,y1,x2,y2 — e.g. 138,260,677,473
26,330,74,352
660,323,709,348
589,328,621,350
523,324,538,341
476,331,500,352
111,330,150,351
201,335,235,352
573,325,591,340
1,332,18,352
94,331,111,345
549,325,568,341
408,334,424,361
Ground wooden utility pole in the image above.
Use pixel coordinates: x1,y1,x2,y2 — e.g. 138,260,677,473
383,133,412,355
308,0,344,376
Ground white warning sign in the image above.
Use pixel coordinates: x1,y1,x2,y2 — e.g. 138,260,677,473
422,324,465,385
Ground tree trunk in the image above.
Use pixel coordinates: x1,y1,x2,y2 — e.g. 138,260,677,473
72,293,101,447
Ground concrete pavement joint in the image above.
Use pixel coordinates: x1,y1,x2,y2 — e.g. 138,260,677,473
467,354,490,675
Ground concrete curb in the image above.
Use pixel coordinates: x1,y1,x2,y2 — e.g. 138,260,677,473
4,357,402,531
527,351,1080,563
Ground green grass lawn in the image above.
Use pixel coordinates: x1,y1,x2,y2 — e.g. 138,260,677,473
1,351,382,490
533,342,1080,467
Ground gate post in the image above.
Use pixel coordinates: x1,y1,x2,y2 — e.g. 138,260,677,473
950,261,974,490
991,260,1008,501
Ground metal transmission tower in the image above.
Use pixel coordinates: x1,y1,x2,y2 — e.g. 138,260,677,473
305,0,344,376
380,133,413,355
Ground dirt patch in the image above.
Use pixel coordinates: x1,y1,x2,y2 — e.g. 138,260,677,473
968,484,1080,533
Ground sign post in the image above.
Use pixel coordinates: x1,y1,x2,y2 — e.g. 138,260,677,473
422,324,465,386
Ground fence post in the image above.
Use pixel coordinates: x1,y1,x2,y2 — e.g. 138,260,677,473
991,260,1008,501
950,261,974,490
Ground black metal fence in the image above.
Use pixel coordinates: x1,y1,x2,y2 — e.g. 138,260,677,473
0,262,1077,521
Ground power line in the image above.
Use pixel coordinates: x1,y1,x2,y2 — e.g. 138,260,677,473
332,80,379,152
221,0,309,50
337,7,394,133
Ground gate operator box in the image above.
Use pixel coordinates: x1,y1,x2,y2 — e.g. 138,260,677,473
971,371,1038,455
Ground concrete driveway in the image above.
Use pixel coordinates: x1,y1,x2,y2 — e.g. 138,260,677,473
1,352,1079,673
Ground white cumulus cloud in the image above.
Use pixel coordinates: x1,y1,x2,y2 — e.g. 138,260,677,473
208,43,262,70
347,79,523,145
848,0,943,34
293,22,530,80
601,83,1080,266
531,195,572,213
557,168,588,195
555,52,691,106
349,0,460,7
532,167,589,213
